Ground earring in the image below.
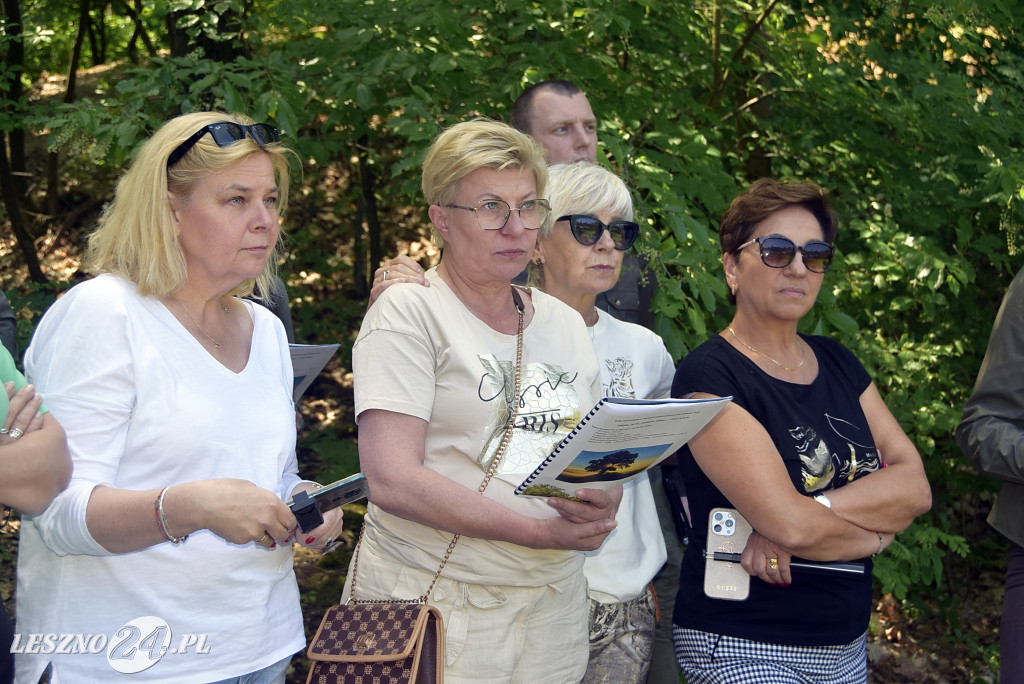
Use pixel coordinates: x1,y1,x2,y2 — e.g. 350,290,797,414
730,284,737,295
534,257,543,265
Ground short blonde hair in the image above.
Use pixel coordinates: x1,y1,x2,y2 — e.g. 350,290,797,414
86,111,293,299
421,118,549,246
528,162,635,288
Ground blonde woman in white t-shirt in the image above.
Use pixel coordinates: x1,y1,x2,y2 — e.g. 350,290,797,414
16,111,344,684
351,120,620,684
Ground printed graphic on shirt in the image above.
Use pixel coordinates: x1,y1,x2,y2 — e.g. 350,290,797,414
789,413,881,492
604,357,637,398
477,354,582,476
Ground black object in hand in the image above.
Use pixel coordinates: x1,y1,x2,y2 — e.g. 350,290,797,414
287,473,369,533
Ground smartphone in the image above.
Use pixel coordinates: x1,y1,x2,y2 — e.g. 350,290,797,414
703,507,752,601
288,473,369,532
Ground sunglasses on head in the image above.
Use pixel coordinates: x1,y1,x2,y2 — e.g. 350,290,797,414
557,215,639,251
167,122,280,169
736,235,835,273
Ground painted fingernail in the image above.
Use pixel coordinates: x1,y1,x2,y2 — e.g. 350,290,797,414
305,536,316,544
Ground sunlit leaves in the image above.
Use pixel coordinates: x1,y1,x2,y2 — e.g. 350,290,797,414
10,0,1024,618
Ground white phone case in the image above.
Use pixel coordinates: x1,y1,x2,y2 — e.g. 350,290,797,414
703,507,753,600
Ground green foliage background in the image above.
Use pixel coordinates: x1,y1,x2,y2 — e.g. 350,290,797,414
3,0,1024,669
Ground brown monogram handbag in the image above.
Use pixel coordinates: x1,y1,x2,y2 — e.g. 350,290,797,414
305,601,444,683
305,288,526,684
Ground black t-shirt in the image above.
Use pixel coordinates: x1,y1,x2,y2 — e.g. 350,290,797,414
671,334,880,646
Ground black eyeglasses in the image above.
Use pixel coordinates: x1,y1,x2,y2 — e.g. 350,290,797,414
557,215,639,251
736,235,835,273
167,122,280,168
441,199,551,230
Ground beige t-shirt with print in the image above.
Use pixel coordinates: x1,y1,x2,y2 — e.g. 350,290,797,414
353,268,602,586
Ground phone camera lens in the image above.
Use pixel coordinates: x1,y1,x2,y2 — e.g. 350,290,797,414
713,524,722,533
725,519,734,528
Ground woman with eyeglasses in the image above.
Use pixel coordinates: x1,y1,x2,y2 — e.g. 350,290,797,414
350,120,619,683
670,178,931,682
15,111,344,683
369,161,674,682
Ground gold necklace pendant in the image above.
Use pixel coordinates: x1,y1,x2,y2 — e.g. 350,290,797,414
727,326,805,372
174,298,231,349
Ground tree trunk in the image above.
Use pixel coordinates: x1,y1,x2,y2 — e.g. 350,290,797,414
100,1,109,63
358,137,381,296
1,0,29,204
46,0,89,219
351,196,367,298
116,0,156,61
166,6,188,58
67,0,87,100
86,6,100,65
0,131,46,283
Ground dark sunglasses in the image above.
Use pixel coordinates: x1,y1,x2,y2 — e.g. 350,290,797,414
557,214,639,251
167,122,280,168
736,235,835,273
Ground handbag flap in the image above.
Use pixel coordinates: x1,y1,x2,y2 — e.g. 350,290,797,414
307,603,434,663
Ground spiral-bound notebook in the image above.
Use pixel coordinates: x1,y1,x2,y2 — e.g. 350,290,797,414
515,396,731,499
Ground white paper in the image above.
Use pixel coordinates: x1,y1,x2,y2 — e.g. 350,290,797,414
515,396,731,499
289,343,340,402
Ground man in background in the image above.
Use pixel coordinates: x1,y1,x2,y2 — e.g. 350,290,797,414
510,79,598,164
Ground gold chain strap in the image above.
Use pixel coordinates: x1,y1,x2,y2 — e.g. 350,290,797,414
349,287,526,605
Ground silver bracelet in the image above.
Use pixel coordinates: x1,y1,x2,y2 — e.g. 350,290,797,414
156,486,189,544
872,531,883,556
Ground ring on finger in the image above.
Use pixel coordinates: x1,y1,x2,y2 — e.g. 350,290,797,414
8,427,23,440
0,427,7,434
382,269,390,283
767,557,778,571
256,533,268,545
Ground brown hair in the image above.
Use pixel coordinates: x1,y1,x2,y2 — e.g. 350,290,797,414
719,178,838,304
719,178,838,255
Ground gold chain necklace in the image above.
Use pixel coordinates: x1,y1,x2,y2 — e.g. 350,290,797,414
727,326,805,372
173,298,231,349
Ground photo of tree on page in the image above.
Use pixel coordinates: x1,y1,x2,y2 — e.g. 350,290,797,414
519,444,668,498
519,443,671,498
569,445,670,482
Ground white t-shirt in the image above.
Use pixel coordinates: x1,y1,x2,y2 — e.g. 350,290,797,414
16,274,304,684
584,309,675,603
353,268,602,586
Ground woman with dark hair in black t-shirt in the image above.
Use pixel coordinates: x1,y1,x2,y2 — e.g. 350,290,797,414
671,178,932,683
